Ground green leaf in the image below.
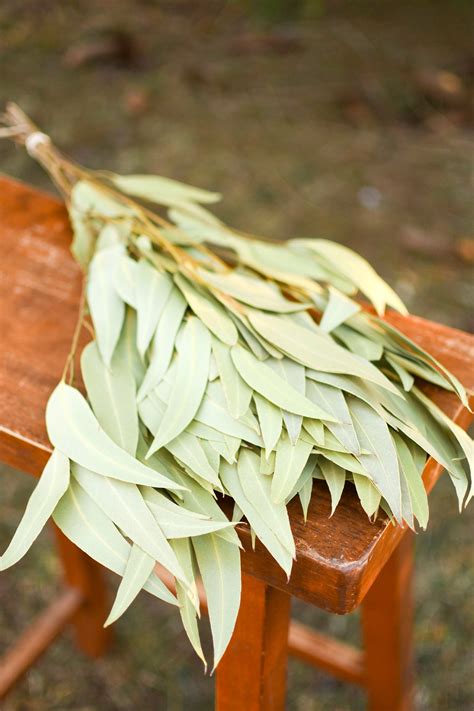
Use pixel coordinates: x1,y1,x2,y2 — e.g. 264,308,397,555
81,341,139,456
105,544,155,626
352,474,381,518
220,462,293,576
47,384,184,489
254,393,282,457
231,345,336,420
237,450,294,556
87,246,125,366
166,432,221,487
386,356,415,391
293,238,407,315
211,337,252,419
170,538,207,669
142,488,232,538
200,268,310,313
319,459,345,515
113,255,140,308
392,432,429,529
412,388,473,506
307,380,360,455
348,396,402,522
0,450,70,570
248,311,401,395
319,287,361,333
192,533,241,671
195,393,263,446
373,317,469,407
272,434,314,504
69,208,95,268
135,260,173,357
73,464,187,583
268,358,305,444
156,456,240,547
298,474,313,521
138,287,187,401
72,179,134,219
111,173,221,206
175,274,237,345
302,418,325,447
53,477,177,605
334,325,384,361
117,308,146,387
147,317,211,456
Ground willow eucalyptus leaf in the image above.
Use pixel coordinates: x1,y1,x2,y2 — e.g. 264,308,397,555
81,341,139,456
117,309,146,387
200,268,310,313
334,325,384,362
298,475,313,521
248,311,400,395
138,287,187,401
70,208,95,268
232,345,336,421
293,239,407,315
0,449,70,571
111,173,221,206
220,462,292,576
254,394,282,457
174,273,238,345
72,465,187,583
47,383,184,489
272,435,314,505
373,317,469,407
135,260,173,357
319,287,361,333
306,380,360,455
171,538,207,669
392,432,428,528
105,544,156,627
386,355,415,391
319,460,345,516
268,358,305,444
192,532,241,671
352,474,381,518
237,450,295,556
147,317,211,456
211,337,252,419
114,255,140,308
194,393,263,446
53,477,177,605
166,432,221,487
163,462,240,548
348,396,402,522
142,488,232,538
87,246,125,366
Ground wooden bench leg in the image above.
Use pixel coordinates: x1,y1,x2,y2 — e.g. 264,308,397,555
362,532,415,711
53,525,112,657
215,573,291,711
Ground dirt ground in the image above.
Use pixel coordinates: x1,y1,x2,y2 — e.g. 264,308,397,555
0,1,473,709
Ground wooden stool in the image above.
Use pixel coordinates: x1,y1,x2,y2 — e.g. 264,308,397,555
0,178,473,709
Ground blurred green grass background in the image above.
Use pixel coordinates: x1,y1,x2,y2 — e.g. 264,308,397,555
0,1,473,709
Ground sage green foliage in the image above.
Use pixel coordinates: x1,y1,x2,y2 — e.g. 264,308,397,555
1,163,472,671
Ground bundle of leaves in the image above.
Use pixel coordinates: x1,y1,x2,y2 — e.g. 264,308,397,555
0,105,472,670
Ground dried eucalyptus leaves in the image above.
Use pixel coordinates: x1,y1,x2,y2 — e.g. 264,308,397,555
0,104,472,670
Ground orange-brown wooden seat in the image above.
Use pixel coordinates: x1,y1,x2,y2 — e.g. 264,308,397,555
1,177,473,710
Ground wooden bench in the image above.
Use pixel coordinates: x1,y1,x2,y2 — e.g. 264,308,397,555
0,177,473,710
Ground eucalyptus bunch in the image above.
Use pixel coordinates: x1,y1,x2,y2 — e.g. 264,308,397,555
0,105,472,670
